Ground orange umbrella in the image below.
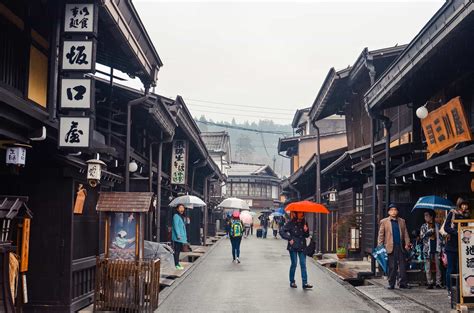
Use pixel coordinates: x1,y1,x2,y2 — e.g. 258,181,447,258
285,201,330,214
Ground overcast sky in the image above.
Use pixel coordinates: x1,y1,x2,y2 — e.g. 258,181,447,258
133,0,444,125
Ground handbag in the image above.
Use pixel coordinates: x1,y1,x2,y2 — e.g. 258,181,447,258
304,237,316,257
440,250,448,268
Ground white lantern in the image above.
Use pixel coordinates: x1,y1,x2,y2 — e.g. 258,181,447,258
5,147,26,166
416,106,429,119
128,160,138,173
86,159,106,187
329,190,337,202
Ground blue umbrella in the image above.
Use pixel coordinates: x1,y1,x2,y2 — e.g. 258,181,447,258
270,212,284,217
412,196,455,212
276,207,285,215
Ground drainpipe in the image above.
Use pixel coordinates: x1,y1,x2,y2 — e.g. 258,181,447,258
311,120,322,253
367,110,392,274
287,183,301,200
125,93,149,192
203,174,214,245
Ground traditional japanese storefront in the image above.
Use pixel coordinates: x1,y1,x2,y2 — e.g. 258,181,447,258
0,0,166,311
363,0,474,257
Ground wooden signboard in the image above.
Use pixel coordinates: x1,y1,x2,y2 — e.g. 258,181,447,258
421,97,473,158
455,219,474,311
20,218,30,273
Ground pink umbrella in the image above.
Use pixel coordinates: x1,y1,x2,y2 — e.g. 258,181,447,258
240,211,253,224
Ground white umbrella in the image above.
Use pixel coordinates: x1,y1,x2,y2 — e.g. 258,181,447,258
217,197,250,210
169,195,206,209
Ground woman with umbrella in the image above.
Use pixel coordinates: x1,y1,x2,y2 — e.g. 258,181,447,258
280,201,328,289
172,204,188,270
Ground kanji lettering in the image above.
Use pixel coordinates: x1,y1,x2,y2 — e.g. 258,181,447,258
68,6,90,29
451,107,465,135
433,118,446,142
468,257,474,269
425,124,436,145
64,121,84,144
66,85,86,101
466,245,474,256
66,45,89,65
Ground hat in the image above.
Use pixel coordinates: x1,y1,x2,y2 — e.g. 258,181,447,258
232,210,240,218
388,203,398,211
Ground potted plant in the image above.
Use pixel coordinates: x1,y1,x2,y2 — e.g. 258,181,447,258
336,247,347,259
332,214,356,259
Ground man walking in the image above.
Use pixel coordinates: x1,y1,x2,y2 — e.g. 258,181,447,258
378,203,411,289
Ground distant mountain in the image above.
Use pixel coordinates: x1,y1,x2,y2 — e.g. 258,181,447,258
194,116,292,177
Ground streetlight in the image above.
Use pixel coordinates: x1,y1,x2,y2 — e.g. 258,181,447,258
416,105,429,119
129,160,138,173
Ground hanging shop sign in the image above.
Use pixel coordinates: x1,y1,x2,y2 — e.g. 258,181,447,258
5,146,26,166
60,78,94,110
458,221,474,304
171,140,188,185
58,116,91,148
61,40,96,72
64,3,98,34
421,97,473,158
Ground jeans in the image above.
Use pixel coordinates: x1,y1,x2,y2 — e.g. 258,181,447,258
388,245,407,287
262,227,268,238
230,237,242,260
173,241,183,266
289,251,307,285
446,250,459,291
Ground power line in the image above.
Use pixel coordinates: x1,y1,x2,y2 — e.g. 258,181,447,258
196,120,292,135
186,102,292,115
184,98,296,112
190,108,291,121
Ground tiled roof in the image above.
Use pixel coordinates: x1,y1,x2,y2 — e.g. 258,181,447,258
227,162,277,178
201,131,230,153
96,192,154,212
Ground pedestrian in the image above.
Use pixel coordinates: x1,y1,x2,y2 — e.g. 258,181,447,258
250,222,254,235
229,210,244,263
261,215,269,238
377,203,411,289
279,211,313,289
420,210,443,289
271,217,280,238
244,222,251,238
224,215,231,238
172,204,187,270
444,197,469,295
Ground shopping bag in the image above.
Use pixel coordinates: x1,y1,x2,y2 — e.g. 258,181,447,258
372,245,388,274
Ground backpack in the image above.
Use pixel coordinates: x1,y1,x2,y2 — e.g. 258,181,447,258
230,220,243,237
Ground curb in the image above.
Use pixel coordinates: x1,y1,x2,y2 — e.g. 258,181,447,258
311,259,389,313
157,237,224,308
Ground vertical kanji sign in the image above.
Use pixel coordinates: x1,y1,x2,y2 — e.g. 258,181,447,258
421,97,473,158
60,78,93,109
59,117,91,148
61,40,95,72
64,3,97,34
171,140,188,185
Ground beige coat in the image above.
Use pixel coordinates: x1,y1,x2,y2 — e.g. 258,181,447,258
377,217,411,254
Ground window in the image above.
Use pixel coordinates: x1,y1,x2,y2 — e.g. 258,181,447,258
232,183,248,197
249,183,262,197
355,192,363,245
350,227,360,250
28,45,48,107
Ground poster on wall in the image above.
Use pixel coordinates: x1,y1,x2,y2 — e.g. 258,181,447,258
109,213,137,260
171,140,188,185
459,225,474,298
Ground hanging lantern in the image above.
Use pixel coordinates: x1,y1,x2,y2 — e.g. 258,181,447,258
86,159,106,187
5,146,26,166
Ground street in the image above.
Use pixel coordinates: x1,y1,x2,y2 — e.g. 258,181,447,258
158,234,379,312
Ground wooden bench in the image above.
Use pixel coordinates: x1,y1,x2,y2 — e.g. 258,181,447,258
159,277,175,287
180,252,202,263
328,267,364,286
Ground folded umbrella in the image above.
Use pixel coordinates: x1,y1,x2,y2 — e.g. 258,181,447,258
169,195,206,209
285,201,329,214
412,196,455,212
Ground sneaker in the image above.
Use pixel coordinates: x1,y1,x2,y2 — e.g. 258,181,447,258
435,284,443,289
236,258,241,263
386,286,395,290
302,284,313,290
399,285,411,289
176,265,184,270
290,282,297,288
427,284,434,290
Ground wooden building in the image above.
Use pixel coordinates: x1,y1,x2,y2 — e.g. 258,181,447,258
0,0,222,311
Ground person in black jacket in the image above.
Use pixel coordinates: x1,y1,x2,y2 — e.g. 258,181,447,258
444,197,469,294
280,211,313,289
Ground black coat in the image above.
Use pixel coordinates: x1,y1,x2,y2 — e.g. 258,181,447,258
279,219,310,252
444,210,468,252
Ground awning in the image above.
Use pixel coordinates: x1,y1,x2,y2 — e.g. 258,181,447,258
0,196,32,219
96,192,153,212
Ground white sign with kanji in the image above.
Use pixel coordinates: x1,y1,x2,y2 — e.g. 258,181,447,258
60,78,92,109
5,147,26,166
460,226,474,298
62,41,93,71
171,140,187,185
59,117,90,148
64,3,95,33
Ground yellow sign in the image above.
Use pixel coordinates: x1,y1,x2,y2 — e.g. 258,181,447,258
421,97,472,158
20,218,30,273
